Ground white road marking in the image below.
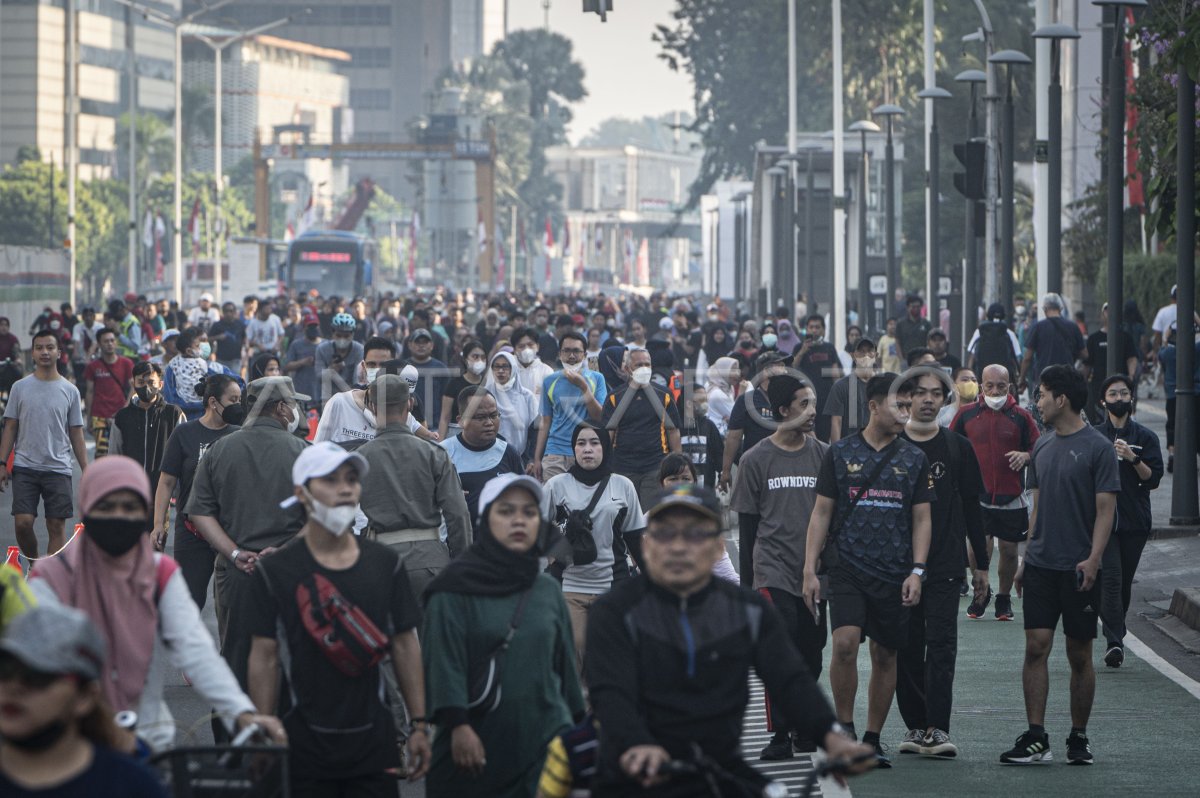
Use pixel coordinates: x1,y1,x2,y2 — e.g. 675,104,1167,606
1124,631,1200,701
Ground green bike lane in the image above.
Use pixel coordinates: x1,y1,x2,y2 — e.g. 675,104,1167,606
836,588,1200,797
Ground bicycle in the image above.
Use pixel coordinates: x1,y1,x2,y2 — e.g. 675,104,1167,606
150,723,290,798
654,742,879,798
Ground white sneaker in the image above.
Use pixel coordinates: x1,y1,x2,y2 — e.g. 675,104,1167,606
899,728,925,754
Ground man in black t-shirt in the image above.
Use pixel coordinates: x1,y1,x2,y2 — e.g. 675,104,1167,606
1083,303,1139,424
802,373,933,767
602,347,682,507
794,315,843,442
927,329,962,373
896,371,990,759
246,443,430,791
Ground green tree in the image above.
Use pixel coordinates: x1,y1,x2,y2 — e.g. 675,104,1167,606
579,112,700,151
114,112,174,191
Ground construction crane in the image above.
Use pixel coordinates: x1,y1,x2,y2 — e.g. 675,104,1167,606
333,178,376,232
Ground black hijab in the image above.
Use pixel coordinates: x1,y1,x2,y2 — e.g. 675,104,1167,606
598,344,626,394
423,481,547,598
701,322,731,365
568,423,611,487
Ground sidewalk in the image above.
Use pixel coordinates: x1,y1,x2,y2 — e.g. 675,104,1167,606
1122,399,1199,537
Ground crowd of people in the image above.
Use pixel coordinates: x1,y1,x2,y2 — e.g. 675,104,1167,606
0,280,1192,797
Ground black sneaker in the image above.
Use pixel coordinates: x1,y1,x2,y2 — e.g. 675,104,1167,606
995,593,1014,621
898,728,925,754
959,580,969,597
760,730,793,760
1000,729,1053,764
1066,731,1094,765
791,734,817,754
921,728,958,758
967,587,994,619
872,740,892,769
1104,645,1124,668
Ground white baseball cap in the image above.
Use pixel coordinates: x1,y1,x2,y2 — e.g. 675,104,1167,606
475,473,544,526
199,292,214,303
400,364,419,388
162,328,181,342
279,441,370,508
658,317,674,331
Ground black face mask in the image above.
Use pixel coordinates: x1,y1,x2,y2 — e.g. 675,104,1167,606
305,327,319,341
84,516,147,557
134,386,159,403
221,402,246,426
1106,400,1132,418
5,719,69,751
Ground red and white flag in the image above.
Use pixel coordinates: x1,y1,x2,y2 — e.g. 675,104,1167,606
478,212,488,253
407,211,420,289
495,222,507,289
187,199,202,281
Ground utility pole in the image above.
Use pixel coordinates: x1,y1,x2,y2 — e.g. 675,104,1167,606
66,0,77,308
126,4,137,294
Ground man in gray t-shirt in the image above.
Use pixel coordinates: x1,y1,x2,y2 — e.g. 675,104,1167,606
1003,365,1119,766
0,331,88,559
730,375,829,758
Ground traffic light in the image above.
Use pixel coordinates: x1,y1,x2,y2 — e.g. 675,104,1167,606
583,0,612,22
953,139,985,200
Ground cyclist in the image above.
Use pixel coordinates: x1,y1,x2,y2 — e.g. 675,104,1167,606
586,483,874,797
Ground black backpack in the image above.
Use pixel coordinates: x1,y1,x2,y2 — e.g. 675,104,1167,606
974,321,1017,377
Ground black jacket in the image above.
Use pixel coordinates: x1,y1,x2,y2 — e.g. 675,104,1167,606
585,575,836,785
1097,417,1164,533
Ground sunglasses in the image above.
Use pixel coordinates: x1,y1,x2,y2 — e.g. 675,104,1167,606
0,656,71,689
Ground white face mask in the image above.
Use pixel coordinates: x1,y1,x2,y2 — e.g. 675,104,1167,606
284,403,302,433
563,361,584,374
469,360,486,376
303,489,357,535
517,348,536,365
631,366,652,386
364,367,380,384
984,394,1007,410
855,356,876,370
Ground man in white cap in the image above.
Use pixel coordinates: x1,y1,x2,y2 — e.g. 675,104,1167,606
150,328,181,368
247,441,431,791
187,375,310,691
188,292,219,333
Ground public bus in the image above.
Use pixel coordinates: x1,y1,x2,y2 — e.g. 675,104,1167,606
286,231,376,298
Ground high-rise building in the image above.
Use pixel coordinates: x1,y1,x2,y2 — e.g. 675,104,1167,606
203,0,507,198
0,0,180,178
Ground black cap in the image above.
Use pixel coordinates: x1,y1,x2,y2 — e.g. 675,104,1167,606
927,328,947,340
646,483,723,525
987,302,1006,320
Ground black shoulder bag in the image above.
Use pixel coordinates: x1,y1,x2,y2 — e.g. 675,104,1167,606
818,440,901,574
467,588,533,717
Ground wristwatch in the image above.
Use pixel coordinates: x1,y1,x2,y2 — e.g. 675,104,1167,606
230,548,242,563
911,562,927,581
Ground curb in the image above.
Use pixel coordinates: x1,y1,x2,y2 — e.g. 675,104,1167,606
1149,526,1200,541
1169,588,1200,633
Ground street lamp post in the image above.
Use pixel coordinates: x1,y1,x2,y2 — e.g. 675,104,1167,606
1171,60,1198,526
849,121,880,334
872,104,905,310
918,86,952,342
189,11,306,304
955,68,987,347
1032,23,1081,296
116,0,234,307
1092,0,1146,381
767,164,788,313
987,49,1031,314
802,146,819,319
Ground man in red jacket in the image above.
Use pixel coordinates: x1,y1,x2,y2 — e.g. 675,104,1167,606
951,364,1039,620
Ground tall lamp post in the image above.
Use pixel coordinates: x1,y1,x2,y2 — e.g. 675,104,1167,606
116,0,234,307
1032,23,1081,296
1171,53,1198,526
872,104,905,309
987,49,1031,314
1092,0,1146,381
918,86,952,338
849,121,880,333
766,164,788,312
188,11,306,303
955,68,987,346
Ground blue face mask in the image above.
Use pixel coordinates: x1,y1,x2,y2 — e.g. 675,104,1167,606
198,342,212,359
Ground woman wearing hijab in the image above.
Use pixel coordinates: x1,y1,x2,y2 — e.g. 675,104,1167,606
542,424,646,675
776,319,802,356
695,323,732,385
423,474,584,798
705,356,742,438
485,351,537,458
29,455,283,752
248,351,281,382
596,344,627,396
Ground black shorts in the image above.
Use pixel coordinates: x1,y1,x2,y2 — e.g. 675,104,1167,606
828,565,908,650
1022,563,1100,640
983,507,1028,543
10,467,74,519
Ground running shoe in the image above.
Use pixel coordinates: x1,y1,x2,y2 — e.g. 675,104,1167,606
967,587,994,619
1104,645,1124,668
872,740,892,769
994,593,1014,621
898,728,925,754
760,730,793,760
959,580,969,597
921,729,958,758
1000,729,1053,764
1066,731,1094,765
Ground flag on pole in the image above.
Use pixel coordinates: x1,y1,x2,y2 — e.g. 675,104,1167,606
296,193,315,236
623,229,634,285
407,211,420,290
1124,7,1144,210
153,211,166,283
495,222,507,289
142,209,155,249
478,213,488,253
543,217,554,284
637,238,649,286
575,221,586,285
187,199,202,282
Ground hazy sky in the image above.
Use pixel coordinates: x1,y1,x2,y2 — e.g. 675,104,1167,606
506,0,694,144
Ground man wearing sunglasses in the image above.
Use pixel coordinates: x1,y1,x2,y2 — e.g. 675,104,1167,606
585,483,874,796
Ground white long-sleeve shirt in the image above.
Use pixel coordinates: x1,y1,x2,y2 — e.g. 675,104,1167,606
31,564,255,751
